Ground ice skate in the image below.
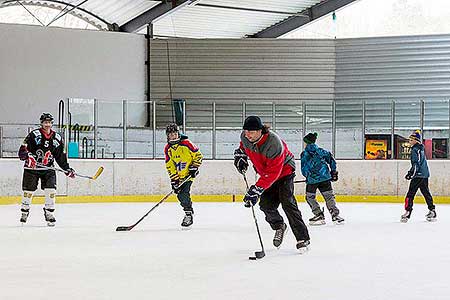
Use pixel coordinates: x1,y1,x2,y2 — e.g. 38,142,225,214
181,211,193,229
332,215,345,225
400,210,411,223
296,240,310,254
43,208,56,227
20,209,29,224
425,209,437,222
309,210,325,226
273,223,288,248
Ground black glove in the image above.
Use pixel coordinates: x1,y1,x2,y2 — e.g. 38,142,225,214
234,148,249,174
243,185,264,208
65,167,75,178
330,170,338,182
171,179,181,194
188,166,199,178
405,171,413,180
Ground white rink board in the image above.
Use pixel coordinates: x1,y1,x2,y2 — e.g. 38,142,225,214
1,159,450,197
0,202,449,300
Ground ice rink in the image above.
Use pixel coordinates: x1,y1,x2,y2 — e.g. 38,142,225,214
1,202,449,300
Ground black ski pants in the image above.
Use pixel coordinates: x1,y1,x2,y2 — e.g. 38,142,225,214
259,174,310,242
404,178,435,212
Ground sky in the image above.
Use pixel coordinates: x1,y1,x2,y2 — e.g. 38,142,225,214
283,0,450,39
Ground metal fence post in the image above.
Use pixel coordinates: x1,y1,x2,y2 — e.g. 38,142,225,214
242,102,246,124
94,99,98,159
272,102,276,131
0,126,3,158
420,99,424,142
123,100,128,159
212,102,216,159
302,102,307,149
332,100,336,155
153,101,157,159
391,100,395,159
362,100,366,159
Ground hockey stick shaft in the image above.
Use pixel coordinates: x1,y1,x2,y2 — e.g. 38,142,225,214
294,179,307,183
35,163,103,180
243,174,265,254
116,176,192,231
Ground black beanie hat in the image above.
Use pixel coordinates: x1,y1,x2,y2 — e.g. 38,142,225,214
303,132,318,144
243,116,264,130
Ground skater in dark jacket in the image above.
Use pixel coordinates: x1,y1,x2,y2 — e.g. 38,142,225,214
300,132,344,225
401,130,436,223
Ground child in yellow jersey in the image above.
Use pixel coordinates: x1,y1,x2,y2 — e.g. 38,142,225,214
164,124,203,228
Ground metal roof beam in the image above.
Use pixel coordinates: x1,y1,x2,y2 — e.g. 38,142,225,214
119,0,192,33
252,0,359,38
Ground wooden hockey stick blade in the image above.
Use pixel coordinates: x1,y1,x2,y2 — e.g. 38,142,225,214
91,166,104,180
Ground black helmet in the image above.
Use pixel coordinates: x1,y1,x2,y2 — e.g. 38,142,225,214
166,123,180,144
40,113,54,123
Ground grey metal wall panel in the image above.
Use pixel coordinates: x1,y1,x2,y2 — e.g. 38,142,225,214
336,35,450,101
150,39,335,104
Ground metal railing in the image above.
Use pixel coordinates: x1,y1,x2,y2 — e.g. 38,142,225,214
1,98,450,160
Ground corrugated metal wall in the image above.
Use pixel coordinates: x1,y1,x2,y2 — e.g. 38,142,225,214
336,34,450,128
150,39,335,102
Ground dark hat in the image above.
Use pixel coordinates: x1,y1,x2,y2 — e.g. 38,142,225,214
40,113,54,123
303,132,318,144
409,130,421,142
243,116,263,131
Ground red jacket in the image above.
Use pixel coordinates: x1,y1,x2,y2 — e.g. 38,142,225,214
240,131,296,190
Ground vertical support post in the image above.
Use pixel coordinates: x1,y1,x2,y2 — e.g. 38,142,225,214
153,101,157,159
93,99,98,159
122,100,128,159
212,102,216,160
302,102,307,149
146,23,153,127
362,100,366,160
272,102,276,131
332,100,336,155
242,102,246,124
0,126,3,158
448,100,450,159
391,100,395,159
182,100,186,133
420,99,424,142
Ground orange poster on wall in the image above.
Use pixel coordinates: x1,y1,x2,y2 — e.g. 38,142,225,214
365,139,388,159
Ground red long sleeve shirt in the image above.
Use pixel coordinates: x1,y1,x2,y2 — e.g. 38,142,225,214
240,131,296,190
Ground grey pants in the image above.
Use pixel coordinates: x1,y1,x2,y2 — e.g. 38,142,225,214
306,180,339,217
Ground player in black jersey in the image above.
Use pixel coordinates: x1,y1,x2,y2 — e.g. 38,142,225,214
18,113,75,226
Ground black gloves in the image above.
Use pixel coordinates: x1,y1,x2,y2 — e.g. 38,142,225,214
234,148,249,174
331,170,338,182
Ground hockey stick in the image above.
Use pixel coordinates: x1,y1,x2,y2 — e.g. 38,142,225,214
35,163,104,180
294,179,307,184
243,174,265,260
116,176,192,232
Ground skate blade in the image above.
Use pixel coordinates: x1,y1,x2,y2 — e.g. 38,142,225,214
426,218,437,222
400,218,408,223
333,221,345,225
181,225,192,231
297,246,310,255
309,221,326,226
47,222,55,227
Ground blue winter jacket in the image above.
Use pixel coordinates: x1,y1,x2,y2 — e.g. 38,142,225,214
300,143,337,184
408,143,430,178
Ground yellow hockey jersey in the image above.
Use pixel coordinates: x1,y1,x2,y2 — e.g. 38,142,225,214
164,136,203,182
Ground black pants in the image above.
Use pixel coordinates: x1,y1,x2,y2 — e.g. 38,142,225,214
404,178,435,211
177,181,193,212
259,175,310,242
22,169,57,191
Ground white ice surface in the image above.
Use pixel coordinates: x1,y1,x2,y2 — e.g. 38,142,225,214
1,202,449,300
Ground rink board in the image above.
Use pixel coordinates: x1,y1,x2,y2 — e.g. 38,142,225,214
1,194,450,205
